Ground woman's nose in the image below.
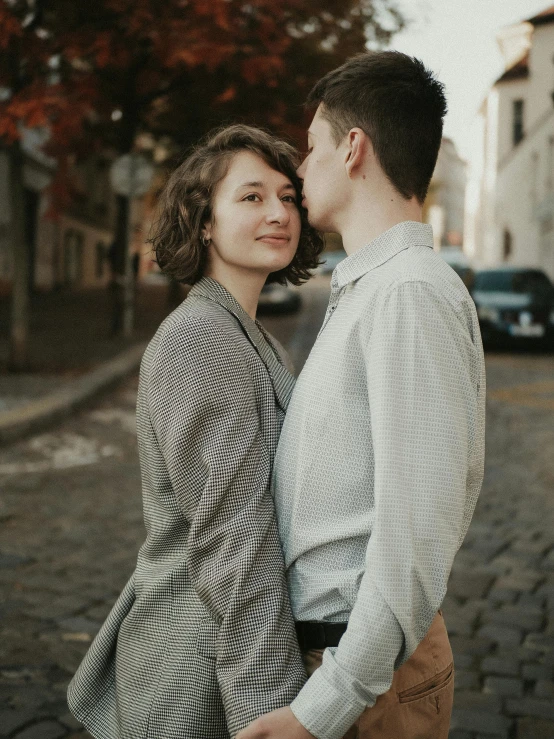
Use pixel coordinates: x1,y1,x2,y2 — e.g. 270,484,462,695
266,198,290,225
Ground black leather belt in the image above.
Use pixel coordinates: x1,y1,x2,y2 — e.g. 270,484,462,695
295,621,348,650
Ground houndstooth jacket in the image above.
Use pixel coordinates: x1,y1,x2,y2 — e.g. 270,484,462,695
67,277,306,739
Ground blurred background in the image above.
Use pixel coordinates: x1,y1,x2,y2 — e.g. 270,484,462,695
1,1,554,738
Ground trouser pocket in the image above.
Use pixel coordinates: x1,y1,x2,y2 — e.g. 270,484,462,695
397,662,454,703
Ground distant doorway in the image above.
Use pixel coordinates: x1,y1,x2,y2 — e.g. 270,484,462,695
63,228,85,286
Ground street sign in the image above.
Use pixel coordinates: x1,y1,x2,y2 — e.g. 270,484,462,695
109,153,154,198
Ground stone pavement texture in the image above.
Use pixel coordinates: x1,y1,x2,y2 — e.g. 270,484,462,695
1,278,554,738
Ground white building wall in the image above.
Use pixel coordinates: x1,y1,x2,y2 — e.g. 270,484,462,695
497,112,554,278
527,25,554,125
469,15,554,278
497,78,528,166
482,89,501,265
435,139,466,239
425,138,466,248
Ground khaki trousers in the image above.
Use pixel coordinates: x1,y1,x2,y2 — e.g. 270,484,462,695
302,612,454,739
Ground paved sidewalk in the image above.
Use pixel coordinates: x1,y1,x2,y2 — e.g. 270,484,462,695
0,280,184,442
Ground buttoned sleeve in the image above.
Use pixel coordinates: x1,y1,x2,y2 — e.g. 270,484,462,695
290,280,483,738
148,318,305,737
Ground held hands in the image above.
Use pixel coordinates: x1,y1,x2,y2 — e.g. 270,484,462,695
235,707,316,739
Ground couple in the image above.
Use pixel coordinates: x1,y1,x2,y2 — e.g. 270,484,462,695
68,51,485,739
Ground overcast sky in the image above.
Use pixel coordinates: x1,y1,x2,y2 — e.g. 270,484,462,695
386,0,551,164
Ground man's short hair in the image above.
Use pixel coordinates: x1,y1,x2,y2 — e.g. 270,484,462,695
306,51,447,203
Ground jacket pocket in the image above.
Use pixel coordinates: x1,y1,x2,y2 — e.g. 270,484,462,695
397,662,454,704
196,616,219,661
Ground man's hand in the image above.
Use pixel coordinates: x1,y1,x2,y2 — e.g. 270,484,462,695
235,707,316,739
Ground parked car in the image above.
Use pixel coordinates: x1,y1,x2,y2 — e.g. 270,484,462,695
314,249,347,275
471,267,554,347
438,246,475,290
257,283,301,314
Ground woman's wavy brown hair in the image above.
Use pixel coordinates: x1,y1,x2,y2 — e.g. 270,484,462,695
150,124,323,285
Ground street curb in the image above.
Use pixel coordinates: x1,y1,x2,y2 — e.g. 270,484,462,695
0,342,148,446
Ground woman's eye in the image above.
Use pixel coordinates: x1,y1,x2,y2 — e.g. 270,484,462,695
243,194,260,202
282,195,297,203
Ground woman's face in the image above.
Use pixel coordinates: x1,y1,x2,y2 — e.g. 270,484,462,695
204,150,301,281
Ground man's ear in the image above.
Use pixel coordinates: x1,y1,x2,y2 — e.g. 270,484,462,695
344,128,370,178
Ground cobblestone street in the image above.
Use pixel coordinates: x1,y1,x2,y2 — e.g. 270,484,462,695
1,278,554,738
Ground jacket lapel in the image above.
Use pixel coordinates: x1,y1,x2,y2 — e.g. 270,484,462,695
188,277,295,411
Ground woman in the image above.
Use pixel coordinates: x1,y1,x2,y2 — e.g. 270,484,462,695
67,124,323,738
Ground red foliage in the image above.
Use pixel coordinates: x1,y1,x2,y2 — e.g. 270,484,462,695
0,0,404,214
0,3,22,49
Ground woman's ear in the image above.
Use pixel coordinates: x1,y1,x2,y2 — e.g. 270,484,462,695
201,224,212,246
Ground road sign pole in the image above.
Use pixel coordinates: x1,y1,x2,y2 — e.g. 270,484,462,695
122,157,137,338
109,152,154,339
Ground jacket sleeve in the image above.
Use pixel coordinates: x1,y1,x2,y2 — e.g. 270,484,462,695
148,318,306,736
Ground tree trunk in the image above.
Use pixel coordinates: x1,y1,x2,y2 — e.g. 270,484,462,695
8,144,31,372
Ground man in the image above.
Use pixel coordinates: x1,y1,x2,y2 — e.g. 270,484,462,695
237,51,485,739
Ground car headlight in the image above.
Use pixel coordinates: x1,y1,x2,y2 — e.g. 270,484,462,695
477,306,500,322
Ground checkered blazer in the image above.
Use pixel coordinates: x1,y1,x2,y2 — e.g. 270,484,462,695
67,277,306,738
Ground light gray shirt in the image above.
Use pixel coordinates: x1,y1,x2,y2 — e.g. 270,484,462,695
273,222,486,739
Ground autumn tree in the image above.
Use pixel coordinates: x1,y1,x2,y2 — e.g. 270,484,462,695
0,0,96,369
1,0,405,358
0,1,51,370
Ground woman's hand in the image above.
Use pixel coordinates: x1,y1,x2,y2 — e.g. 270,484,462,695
236,707,316,739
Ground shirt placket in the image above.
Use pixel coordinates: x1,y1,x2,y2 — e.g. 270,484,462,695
318,276,346,336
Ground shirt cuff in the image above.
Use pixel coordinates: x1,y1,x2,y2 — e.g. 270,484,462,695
289,665,369,739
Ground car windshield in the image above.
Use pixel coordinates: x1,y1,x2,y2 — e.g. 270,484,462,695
474,270,553,296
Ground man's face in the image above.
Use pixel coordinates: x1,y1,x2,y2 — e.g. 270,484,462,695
297,105,349,233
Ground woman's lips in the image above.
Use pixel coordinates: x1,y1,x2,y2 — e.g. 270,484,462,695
257,235,291,245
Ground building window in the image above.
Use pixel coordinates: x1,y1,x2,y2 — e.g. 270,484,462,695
513,99,524,146
503,229,512,261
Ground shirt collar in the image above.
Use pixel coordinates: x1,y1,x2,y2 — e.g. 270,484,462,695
188,276,295,410
332,221,434,289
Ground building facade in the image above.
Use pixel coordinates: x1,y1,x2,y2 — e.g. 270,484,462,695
466,5,554,279
423,137,467,250
0,131,148,295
